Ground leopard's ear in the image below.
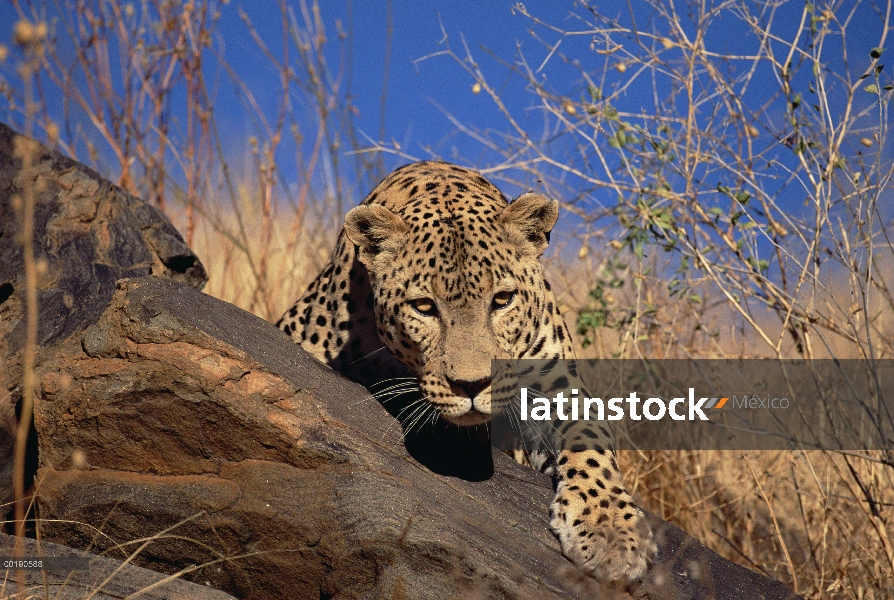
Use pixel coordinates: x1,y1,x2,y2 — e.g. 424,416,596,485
344,204,409,265
498,192,559,256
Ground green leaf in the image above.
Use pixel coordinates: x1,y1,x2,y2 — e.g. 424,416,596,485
865,83,879,94
608,129,628,149
791,93,802,109
870,47,885,59
747,257,770,273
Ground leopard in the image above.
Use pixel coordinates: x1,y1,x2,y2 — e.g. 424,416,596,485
276,160,655,583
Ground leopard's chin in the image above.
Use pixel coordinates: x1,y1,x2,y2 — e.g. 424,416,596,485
441,408,491,427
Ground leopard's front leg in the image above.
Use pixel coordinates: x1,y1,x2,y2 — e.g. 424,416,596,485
548,420,656,582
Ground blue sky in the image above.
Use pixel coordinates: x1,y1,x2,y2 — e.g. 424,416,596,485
214,1,541,159
203,0,597,191
2,2,887,175
1,1,890,242
0,1,589,195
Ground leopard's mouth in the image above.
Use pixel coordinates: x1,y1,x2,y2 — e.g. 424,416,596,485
434,387,493,426
441,407,491,427
419,376,494,426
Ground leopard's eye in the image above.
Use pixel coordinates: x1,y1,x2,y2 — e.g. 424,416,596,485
492,290,516,311
409,298,438,317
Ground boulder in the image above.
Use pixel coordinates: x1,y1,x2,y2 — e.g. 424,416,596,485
0,121,207,505
31,276,801,600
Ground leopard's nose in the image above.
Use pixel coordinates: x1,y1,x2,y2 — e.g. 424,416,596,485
448,376,492,400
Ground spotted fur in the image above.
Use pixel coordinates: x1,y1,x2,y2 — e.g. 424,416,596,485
277,161,655,582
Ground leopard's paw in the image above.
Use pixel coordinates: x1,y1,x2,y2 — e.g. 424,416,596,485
550,483,656,582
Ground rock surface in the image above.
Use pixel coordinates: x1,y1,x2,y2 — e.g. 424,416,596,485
31,276,801,600
0,532,237,600
0,122,207,505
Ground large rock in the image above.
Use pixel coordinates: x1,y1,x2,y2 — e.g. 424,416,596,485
30,276,800,600
0,122,207,505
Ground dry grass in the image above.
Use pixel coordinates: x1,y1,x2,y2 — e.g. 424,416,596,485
169,200,334,322
2,1,893,598
623,448,893,597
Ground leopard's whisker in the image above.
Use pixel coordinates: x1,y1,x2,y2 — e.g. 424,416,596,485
350,389,414,408
343,345,390,365
394,398,427,421
404,400,438,436
372,382,421,397
401,406,428,436
348,379,420,409
384,398,430,439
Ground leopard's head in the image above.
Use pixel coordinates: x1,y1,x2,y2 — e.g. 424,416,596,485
344,191,559,426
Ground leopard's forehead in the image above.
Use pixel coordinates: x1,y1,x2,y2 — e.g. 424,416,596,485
366,161,508,214
397,201,512,300
366,161,518,299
